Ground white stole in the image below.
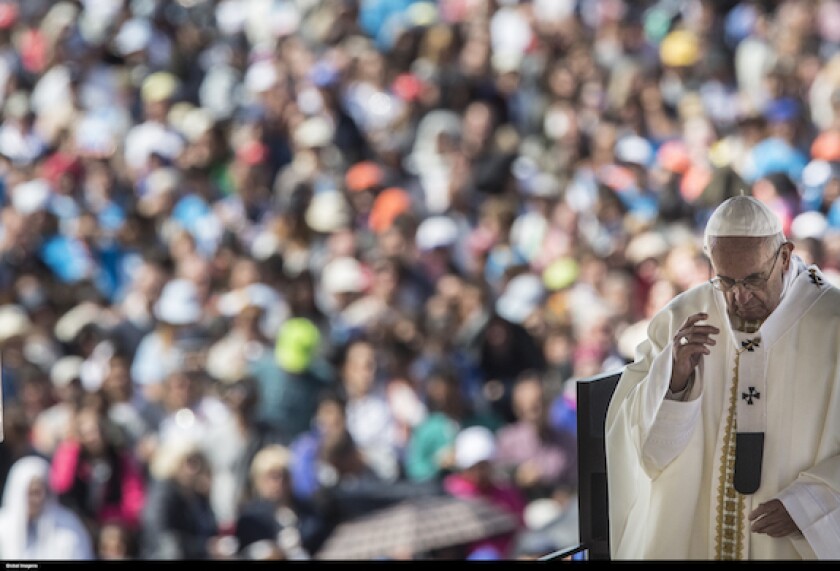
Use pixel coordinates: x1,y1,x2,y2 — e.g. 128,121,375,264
727,262,826,437
708,260,828,558
714,260,829,492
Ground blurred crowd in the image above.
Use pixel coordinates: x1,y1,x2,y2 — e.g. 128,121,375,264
1,0,840,561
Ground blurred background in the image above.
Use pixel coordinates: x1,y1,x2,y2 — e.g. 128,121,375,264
0,0,838,561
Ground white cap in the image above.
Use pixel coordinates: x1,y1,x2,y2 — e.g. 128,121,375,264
523,498,563,530
205,338,247,384
113,17,151,55
0,304,32,342
154,279,202,325
321,256,367,295
178,107,215,143
703,195,784,252
305,190,351,233
50,355,84,388
614,134,654,167
496,273,545,325
294,116,334,148
454,425,497,470
11,179,52,215
791,211,828,240
54,302,102,343
245,60,278,94
625,230,670,265
415,215,459,251
801,159,833,188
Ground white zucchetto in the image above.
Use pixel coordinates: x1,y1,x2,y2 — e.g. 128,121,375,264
703,195,784,252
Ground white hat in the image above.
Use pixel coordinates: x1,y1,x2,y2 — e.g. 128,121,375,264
11,179,52,215
625,230,670,265
294,116,334,148
615,134,654,167
490,4,532,57
454,425,497,470
0,304,32,343
305,190,352,233
113,17,151,56
177,106,215,143
205,337,247,384
491,50,522,74
801,159,833,188
523,498,563,531
790,211,828,240
215,0,247,35
245,60,279,94
54,302,103,343
50,355,84,388
415,215,459,251
250,229,281,261
496,273,545,325
154,279,202,325
703,196,784,252
321,257,367,295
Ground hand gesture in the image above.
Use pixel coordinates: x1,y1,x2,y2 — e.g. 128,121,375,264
672,312,719,392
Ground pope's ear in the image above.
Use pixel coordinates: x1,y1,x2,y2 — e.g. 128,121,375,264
782,242,795,266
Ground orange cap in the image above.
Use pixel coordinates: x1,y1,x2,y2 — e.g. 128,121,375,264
657,140,692,174
368,187,411,233
811,130,840,162
345,161,383,192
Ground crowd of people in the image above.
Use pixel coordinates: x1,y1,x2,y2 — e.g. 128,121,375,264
0,0,839,561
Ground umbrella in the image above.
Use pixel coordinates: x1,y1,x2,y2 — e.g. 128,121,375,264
316,495,519,560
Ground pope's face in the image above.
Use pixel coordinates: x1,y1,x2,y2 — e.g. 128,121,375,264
709,236,792,322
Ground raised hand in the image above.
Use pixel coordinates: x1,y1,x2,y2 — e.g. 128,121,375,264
671,312,719,392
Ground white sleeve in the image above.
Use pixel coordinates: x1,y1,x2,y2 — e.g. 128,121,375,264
777,478,840,559
643,396,702,471
639,341,703,474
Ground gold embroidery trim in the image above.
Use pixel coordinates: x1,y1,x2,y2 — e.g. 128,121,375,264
715,353,746,559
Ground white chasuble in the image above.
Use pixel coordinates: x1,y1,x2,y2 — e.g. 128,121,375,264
606,262,840,560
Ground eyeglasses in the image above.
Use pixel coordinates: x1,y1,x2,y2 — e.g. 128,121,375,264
709,246,783,293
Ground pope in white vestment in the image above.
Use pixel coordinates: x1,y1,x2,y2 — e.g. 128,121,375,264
606,197,840,560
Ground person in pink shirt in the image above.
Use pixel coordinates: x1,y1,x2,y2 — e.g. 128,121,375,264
442,425,526,559
50,404,146,537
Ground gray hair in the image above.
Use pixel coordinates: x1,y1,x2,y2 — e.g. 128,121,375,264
704,231,787,257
